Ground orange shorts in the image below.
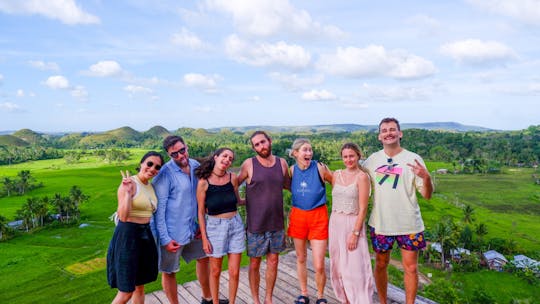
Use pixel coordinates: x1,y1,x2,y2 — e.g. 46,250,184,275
287,205,329,240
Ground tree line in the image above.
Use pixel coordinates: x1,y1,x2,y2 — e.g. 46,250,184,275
0,185,88,240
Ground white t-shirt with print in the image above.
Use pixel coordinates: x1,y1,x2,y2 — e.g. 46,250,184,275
364,149,428,235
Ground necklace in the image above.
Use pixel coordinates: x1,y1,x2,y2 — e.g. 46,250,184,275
212,171,226,177
343,169,360,175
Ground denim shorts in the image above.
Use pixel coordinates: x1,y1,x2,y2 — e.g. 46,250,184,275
159,238,207,273
369,226,426,253
247,230,286,257
206,213,246,257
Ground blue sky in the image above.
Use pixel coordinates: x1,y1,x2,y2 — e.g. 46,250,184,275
0,0,539,132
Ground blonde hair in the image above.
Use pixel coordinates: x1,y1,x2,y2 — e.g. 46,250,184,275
289,138,311,159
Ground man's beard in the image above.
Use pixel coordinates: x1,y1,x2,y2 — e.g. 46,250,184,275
257,146,272,158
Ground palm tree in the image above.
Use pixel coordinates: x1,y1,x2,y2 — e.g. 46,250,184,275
69,186,88,220
34,197,50,227
431,217,458,269
16,170,33,195
0,215,10,240
462,204,475,224
2,177,16,197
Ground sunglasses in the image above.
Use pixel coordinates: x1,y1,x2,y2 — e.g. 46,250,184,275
169,147,187,158
146,161,162,171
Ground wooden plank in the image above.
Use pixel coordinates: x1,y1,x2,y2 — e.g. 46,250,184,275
144,249,438,304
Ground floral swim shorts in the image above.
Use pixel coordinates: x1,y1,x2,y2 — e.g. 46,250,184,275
369,226,426,253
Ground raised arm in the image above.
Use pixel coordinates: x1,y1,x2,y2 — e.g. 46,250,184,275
407,159,433,200
116,171,135,222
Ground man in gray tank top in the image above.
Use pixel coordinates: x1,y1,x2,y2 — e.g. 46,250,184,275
238,131,291,304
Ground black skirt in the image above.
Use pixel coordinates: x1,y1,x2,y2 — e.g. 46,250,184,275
107,221,158,292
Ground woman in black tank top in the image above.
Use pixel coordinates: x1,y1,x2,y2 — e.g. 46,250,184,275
195,148,246,304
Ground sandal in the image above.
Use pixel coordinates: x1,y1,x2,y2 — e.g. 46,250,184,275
315,299,328,304
294,295,310,304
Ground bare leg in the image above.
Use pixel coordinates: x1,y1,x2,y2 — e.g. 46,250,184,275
228,253,242,304
209,257,223,304
111,290,132,304
162,272,179,304
401,249,419,304
293,238,309,297
264,253,279,304
131,285,145,304
197,257,212,300
374,251,390,304
249,257,262,304
310,239,328,299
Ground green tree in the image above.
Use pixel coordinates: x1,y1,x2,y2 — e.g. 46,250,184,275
69,186,88,217
462,204,475,224
431,217,459,268
2,177,16,197
16,170,34,195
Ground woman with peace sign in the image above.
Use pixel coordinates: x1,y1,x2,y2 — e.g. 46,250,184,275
107,151,164,304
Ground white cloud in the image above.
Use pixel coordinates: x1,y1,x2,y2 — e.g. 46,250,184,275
183,73,222,93
249,96,261,103
124,85,153,95
361,83,432,101
28,60,60,71
440,39,517,65
317,45,436,80
0,74,3,83
206,0,345,39
466,0,540,25
0,0,100,25
194,105,214,113
269,72,324,91
225,34,311,69
84,60,123,77
16,89,24,97
0,102,22,112
171,27,206,50
301,89,336,101
71,85,88,101
45,75,70,89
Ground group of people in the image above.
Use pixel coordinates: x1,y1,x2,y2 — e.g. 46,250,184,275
106,117,433,304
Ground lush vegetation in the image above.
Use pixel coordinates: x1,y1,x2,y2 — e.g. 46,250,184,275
1,125,539,303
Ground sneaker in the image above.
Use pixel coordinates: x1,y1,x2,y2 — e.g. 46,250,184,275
201,298,229,304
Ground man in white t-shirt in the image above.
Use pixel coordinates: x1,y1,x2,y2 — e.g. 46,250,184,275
363,117,433,304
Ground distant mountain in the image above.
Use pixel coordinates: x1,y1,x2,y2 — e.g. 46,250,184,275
0,122,497,148
208,122,492,133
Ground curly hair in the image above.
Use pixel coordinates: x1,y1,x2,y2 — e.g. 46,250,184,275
194,147,235,179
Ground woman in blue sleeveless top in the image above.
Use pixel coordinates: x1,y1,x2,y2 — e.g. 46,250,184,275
288,138,333,304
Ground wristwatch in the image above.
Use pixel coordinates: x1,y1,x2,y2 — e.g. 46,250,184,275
352,230,360,236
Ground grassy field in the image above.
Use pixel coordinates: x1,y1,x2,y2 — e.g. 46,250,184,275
1,157,539,303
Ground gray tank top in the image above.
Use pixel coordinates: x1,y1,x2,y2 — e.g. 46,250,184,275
245,156,285,233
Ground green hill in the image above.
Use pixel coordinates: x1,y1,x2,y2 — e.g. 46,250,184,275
144,125,171,138
0,135,30,147
12,129,47,145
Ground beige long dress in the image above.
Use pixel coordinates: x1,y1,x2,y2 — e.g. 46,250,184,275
329,170,374,304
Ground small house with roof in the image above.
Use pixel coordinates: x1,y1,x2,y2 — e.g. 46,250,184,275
483,250,508,271
512,254,540,273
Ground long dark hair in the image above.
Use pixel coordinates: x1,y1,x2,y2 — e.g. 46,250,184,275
194,147,235,179
136,151,164,172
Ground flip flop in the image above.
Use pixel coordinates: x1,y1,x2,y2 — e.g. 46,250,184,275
315,298,328,304
294,295,310,304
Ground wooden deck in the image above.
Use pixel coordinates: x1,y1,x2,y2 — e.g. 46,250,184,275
143,250,437,304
